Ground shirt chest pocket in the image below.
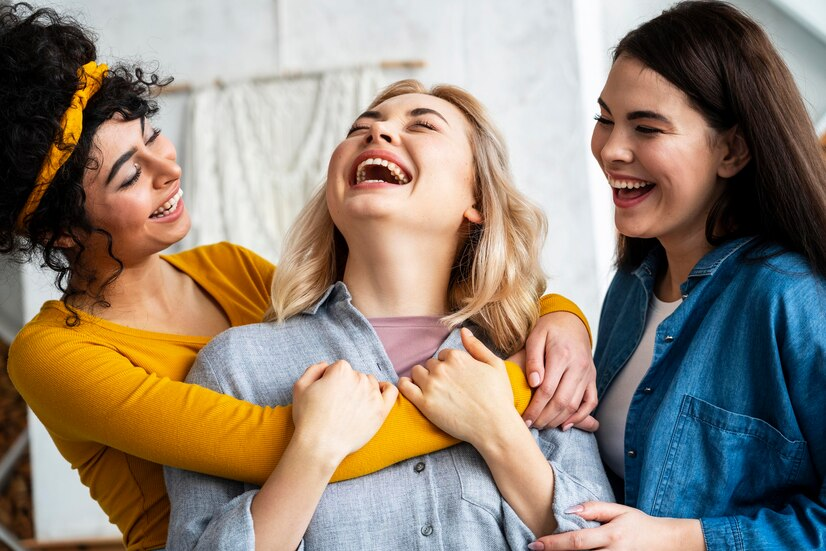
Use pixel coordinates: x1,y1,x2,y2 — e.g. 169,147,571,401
450,444,505,520
649,395,808,518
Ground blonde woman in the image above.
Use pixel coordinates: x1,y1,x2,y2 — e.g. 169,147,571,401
165,80,612,550
2,6,596,550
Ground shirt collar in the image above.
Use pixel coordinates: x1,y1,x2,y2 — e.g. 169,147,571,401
300,281,351,315
632,236,757,285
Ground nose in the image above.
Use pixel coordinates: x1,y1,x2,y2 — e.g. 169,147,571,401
593,124,633,166
147,135,181,188
365,120,396,145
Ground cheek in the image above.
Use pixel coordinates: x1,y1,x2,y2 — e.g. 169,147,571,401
590,126,603,161
327,142,350,181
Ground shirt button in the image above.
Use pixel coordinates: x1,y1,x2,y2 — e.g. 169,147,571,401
642,387,653,394
664,335,674,342
414,462,425,473
421,524,433,536
627,449,637,458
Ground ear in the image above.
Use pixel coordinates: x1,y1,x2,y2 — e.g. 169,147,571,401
463,206,483,224
52,233,77,249
717,126,751,179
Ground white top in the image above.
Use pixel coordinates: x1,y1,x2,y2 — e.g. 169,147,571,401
595,294,681,478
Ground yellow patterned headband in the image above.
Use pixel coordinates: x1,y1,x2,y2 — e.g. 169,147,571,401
15,61,108,231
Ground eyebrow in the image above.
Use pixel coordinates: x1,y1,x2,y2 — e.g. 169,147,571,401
354,107,450,125
106,147,137,185
597,98,671,124
409,107,449,125
105,117,146,185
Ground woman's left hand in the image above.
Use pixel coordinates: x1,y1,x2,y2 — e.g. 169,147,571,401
398,328,522,447
528,502,706,551
522,311,598,431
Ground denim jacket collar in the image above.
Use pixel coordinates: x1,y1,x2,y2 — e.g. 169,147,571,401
631,236,757,294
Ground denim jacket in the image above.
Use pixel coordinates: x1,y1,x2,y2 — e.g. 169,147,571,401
595,237,826,550
165,282,613,550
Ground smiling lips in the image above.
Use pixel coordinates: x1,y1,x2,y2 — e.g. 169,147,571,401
150,188,183,218
609,177,655,202
352,157,411,186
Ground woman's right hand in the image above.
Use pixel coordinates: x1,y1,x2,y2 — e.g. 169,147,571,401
291,361,398,463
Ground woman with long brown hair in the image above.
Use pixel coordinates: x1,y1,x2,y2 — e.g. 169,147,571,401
534,2,826,549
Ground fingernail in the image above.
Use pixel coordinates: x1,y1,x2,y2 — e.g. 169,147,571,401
528,542,544,550
562,423,574,432
528,372,541,387
525,419,533,428
564,504,584,514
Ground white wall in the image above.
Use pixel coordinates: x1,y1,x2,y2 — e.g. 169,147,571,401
4,0,825,541
59,0,605,318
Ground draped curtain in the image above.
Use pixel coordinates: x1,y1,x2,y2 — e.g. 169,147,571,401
179,67,384,261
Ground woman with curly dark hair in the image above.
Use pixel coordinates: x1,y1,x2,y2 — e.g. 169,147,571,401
0,3,596,549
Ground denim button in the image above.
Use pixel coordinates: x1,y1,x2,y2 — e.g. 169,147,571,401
681,293,688,300
421,524,433,536
664,335,674,342
414,461,425,473
642,387,653,394
627,449,637,458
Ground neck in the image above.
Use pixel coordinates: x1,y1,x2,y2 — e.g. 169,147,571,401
655,229,714,301
341,227,458,318
68,252,181,318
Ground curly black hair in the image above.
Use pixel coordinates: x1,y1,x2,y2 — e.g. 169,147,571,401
0,3,170,322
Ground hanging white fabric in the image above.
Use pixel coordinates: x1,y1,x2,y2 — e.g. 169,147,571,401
179,67,384,262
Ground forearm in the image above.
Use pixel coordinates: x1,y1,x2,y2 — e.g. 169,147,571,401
474,410,557,536
539,293,591,346
250,431,342,550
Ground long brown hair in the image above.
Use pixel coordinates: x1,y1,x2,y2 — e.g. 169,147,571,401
613,1,826,276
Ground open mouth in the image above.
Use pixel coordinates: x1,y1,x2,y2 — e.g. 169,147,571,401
150,189,183,218
610,178,655,200
352,157,411,186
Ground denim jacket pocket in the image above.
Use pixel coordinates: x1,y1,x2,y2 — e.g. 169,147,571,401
651,395,807,518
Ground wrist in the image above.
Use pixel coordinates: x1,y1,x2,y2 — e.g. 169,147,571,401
289,428,348,474
473,409,531,457
670,518,705,551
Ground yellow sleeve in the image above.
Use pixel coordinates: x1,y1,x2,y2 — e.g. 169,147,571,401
332,359,532,480
539,293,592,346
10,326,532,485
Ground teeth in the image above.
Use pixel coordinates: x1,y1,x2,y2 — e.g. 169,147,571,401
610,179,653,189
355,157,410,185
151,189,183,218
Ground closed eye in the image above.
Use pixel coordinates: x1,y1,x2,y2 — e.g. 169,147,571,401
120,166,142,190
146,127,162,145
410,119,438,131
635,125,663,135
594,114,613,126
347,124,369,136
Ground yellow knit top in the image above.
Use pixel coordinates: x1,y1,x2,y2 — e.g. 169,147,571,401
9,242,589,551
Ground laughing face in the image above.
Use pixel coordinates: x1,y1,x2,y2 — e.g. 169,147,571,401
591,55,733,253
80,115,189,263
326,92,478,243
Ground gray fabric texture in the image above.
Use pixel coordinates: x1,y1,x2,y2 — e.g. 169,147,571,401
165,282,613,550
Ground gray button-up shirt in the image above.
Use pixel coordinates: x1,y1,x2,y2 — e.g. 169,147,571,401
165,283,613,550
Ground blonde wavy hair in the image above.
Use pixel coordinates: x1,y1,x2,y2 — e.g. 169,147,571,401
268,79,547,355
